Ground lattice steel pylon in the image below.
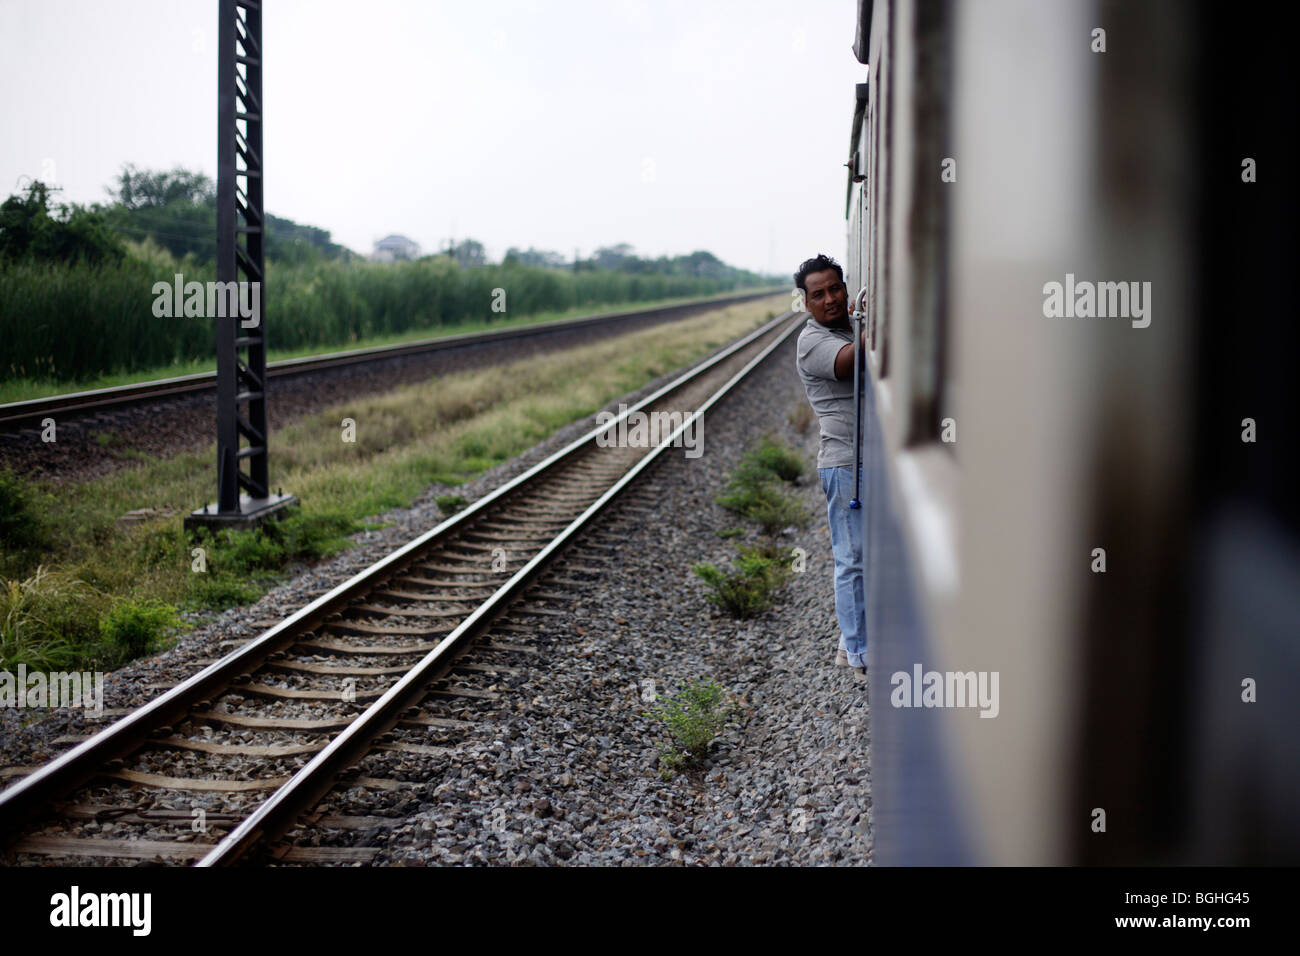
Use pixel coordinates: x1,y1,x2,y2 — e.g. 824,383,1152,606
187,0,296,532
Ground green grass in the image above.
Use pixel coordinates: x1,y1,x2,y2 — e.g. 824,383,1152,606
0,567,185,672
0,568,105,671
1,295,787,672
0,466,54,574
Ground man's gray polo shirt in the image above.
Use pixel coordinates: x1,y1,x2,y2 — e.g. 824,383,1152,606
795,316,855,469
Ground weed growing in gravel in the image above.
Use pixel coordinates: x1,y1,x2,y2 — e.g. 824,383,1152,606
748,436,804,482
648,678,736,779
697,436,806,617
435,494,468,514
694,541,793,619
716,481,806,534
715,436,806,534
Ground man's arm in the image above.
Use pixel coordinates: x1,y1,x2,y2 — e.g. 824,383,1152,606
832,327,870,380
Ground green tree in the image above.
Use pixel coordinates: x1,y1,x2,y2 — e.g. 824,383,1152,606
450,238,486,268
102,164,351,265
0,181,125,265
110,163,215,209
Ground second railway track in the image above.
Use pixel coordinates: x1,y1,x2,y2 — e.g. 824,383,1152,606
0,289,782,434
0,309,802,866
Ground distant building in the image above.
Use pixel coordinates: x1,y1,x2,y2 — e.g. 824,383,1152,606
370,234,421,262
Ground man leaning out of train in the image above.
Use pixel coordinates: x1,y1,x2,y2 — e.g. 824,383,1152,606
793,253,868,680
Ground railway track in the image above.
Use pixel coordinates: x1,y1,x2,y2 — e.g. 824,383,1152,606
0,289,782,433
0,309,802,866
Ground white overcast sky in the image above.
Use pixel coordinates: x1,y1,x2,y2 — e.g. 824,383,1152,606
0,0,863,277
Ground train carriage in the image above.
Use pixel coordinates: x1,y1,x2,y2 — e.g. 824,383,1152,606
845,0,1299,865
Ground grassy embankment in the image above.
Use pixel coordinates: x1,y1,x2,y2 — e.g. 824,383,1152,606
0,294,789,674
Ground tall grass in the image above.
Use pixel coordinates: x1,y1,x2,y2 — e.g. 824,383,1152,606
0,567,182,672
0,245,761,383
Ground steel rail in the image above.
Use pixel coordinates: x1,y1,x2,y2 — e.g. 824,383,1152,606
0,289,783,431
0,310,795,840
198,311,804,865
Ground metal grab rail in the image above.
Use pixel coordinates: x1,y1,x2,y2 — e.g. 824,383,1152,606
849,285,868,510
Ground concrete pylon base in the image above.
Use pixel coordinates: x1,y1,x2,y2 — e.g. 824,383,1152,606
184,492,298,535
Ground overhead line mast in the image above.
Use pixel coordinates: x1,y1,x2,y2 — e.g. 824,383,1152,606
188,0,296,533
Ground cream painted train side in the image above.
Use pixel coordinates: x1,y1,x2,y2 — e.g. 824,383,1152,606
845,0,1299,865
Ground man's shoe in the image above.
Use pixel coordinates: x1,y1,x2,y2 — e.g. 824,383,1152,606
835,648,850,667
853,666,868,681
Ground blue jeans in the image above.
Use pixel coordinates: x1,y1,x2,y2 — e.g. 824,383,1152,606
819,466,867,668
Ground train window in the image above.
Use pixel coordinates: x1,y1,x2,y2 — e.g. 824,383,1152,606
869,55,888,374
902,0,954,447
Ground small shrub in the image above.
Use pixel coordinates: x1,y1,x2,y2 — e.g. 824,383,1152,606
715,526,745,539
694,542,792,619
210,525,285,573
749,436,804,482
693,562,766,618
725,458,780,491
647,678,736,779
100,597,183,662
181,511,357,613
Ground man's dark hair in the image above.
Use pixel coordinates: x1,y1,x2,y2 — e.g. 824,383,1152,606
794,253,843,291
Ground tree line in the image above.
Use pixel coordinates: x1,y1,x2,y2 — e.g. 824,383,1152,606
0,165,766,286
0,165,777,384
